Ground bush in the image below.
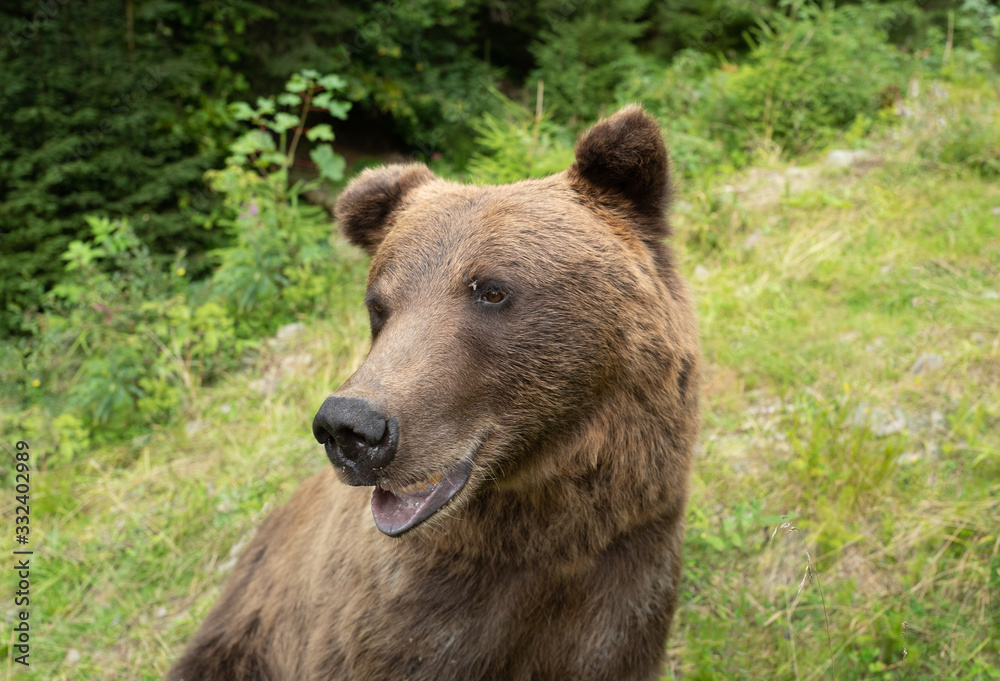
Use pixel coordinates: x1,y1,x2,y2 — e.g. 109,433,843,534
717,3,911,158
0,72,353,464
465,90,574,184
0,0,271,336
619,2,918,173
913,79,1000,177
530,0,651,126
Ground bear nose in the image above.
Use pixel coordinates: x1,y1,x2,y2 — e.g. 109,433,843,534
312,396,398,485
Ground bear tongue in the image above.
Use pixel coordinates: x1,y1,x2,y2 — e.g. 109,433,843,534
371,459,472,537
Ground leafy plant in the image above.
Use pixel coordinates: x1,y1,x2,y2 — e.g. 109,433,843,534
465,89,574,184
717,2,911,158
530,0,651,126
0,72,354,460
208,70,353,326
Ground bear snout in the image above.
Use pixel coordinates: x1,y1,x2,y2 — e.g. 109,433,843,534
312,396,399,485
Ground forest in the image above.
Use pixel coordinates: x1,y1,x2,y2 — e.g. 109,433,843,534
0,0,998,678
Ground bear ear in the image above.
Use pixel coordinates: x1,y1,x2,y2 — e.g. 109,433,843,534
567,104,671,239
335,164,436,255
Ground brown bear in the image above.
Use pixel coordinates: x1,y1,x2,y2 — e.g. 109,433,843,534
167,105,700,681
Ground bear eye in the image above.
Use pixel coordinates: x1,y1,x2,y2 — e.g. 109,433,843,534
365,297,387,337
477,287,510,307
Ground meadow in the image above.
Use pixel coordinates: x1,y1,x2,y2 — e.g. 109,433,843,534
1,2,999,679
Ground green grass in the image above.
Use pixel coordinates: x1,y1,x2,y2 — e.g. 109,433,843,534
4,88,1000,680
668,120,1000,678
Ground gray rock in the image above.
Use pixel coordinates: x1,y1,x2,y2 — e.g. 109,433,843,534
848,403,907,437
826,149,868,168
873,408,907,437
65,649,82,666
743,230,764,250
910,353,944,375
250,373,280,396
693,264,711,281
276,322,306,342
865,337,886,353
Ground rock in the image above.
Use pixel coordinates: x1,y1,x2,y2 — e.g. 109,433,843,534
184,420,205,436
873,408,907,437
899,441,941,464
268,322,308,350
865,337,886,353
848,403,907,437
693,264,711,281
65,649,82,665
217,534,251,573
743,230,764,249
280,352,313,374
910,353,944,375
250,373,281,396
826,149,868,168
990,206,1000,216
276,322,306,342
155,606,168,618
220,402,232,414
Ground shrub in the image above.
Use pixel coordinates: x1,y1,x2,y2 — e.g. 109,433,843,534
465,89,574,184
913,79,1000,177
0,0,270,336
530,0,651,127
716,3,911,158
0,72,353,464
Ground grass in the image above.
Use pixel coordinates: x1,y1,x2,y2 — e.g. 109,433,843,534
3,82,999,681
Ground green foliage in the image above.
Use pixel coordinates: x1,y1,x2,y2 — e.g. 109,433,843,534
0,74,352,465
913,83,1000,177
722,3,909,156
465,90,575,184
208,70,353,325
237,0,510,162
642,0,768,55
0,0,273,336
531,0,651,126
2,216,202,450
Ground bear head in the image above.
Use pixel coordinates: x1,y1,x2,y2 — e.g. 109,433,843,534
313,105,699,539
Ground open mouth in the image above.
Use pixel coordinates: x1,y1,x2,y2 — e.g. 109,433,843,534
371,458,473,537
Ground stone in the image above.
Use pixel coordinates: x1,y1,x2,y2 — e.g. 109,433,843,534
910,353,944,375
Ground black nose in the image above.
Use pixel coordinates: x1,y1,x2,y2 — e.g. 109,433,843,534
312,397,398,485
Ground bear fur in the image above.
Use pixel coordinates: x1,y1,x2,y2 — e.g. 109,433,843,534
167,105,700,681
